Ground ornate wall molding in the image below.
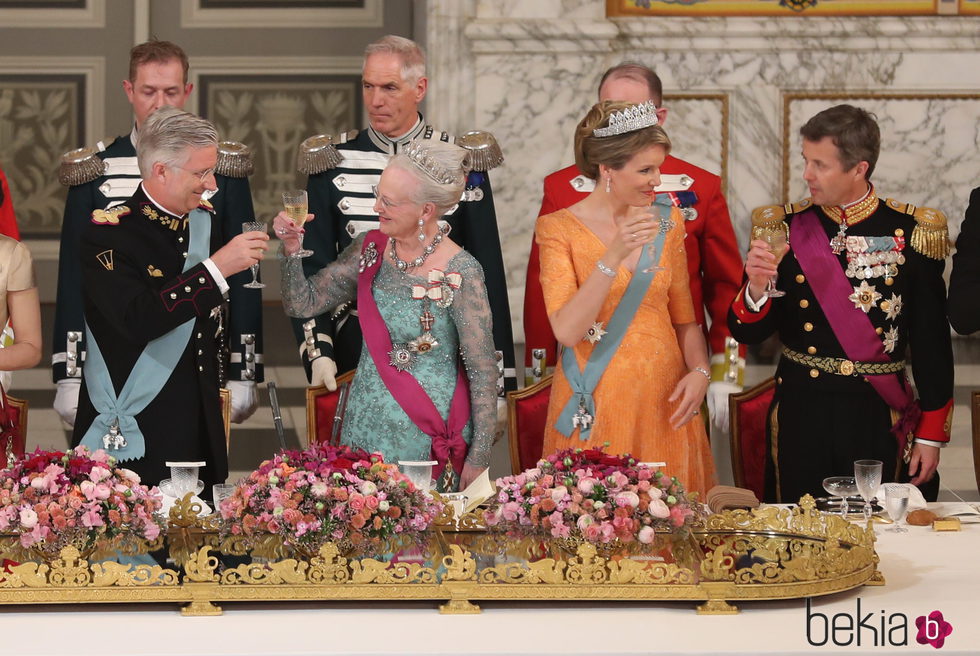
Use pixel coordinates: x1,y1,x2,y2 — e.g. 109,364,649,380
0,0,105,28
179,0,383,28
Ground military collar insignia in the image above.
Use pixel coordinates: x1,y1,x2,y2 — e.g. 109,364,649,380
141,202,187,232
91,205,130,226
198,198,215,213
96,250,114,271
367,115,426,154
147,265,164,277
822,187,879,227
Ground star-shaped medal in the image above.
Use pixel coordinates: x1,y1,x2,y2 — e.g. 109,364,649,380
884,293,903,321
882,326,899,353
849,280,881,313
584,322,607,344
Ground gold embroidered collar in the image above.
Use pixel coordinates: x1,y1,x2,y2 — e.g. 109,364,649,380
822,185,879,227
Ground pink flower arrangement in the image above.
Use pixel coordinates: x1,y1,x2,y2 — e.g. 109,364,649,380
0,447,164,553
484,447,702,545
220,443,443,555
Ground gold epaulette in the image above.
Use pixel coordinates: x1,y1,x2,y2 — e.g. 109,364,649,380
785,197,815,215
884,198,949,260
455,130,503,172
59,145,107,186
296,132,348,175
215,141,253,178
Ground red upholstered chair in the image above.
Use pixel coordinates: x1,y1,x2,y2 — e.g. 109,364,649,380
306,369,357,447
0,395,28,460
728,377,776,501
506,374,553,475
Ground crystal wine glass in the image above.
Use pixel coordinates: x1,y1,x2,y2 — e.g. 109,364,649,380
242,221,266,289
641,204,666,274
822,476,859,517
883,484,910,533
854,459,883,522
282,189,313,258
752,222,789,298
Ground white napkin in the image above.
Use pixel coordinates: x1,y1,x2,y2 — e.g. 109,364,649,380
930,502,980,523
874,483,927,511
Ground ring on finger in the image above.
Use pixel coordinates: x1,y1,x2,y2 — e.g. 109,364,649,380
692,409,699,416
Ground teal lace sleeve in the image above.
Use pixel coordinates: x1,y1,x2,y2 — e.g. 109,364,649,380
279,235,363,319
449,252,497,468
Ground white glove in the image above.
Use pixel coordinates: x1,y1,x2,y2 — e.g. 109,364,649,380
706,381,741,435
54,378,81,427
226,379,259,424
0,371,11,393
311,356,338,391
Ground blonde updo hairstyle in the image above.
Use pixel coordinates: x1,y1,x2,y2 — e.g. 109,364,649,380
388,140,472,216
574,100,671,180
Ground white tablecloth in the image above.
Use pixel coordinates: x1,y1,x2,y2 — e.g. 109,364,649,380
1,509,977,656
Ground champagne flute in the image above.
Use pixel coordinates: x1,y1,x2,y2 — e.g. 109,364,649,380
882,484,909,533
853,459,883,522
282,189,313,258
242,221,266,289
641,204,666,274
822,476,859,518
753,223,789,298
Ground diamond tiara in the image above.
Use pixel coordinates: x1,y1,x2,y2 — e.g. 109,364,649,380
402,139,465,186
592,101,659,138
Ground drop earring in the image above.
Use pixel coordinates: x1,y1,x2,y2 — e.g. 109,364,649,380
417,218,425,243
605,176,611,193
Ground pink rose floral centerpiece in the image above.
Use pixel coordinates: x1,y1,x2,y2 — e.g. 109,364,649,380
0,446,164,559
484,447,702,548
220,443,443,556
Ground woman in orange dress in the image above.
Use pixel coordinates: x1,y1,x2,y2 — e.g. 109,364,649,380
536,100,717,496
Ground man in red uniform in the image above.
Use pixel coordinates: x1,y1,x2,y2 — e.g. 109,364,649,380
524,63,744,477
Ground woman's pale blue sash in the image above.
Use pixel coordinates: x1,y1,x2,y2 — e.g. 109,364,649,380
80,208,211,461
556,201,672,440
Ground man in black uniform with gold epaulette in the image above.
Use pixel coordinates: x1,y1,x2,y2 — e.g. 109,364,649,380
293,35,516,398
72,107,268,489
729,104,952,503
54,40,263,428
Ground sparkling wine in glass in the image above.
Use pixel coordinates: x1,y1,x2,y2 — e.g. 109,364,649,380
883,484,910,533
822,476,859,517
641,204,666,274
242,221,266,289
282,189,313,258
754,223,789,298
854,459,883,522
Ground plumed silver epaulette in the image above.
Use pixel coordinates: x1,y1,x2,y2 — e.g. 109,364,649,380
215,140,254,178
455,130,504,172
296,133,344,175
59,146,106,187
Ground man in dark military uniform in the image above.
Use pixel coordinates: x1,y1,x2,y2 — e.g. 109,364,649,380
72,107,267,488
729,104,952,503
294,35,515,397
54,40,263,428
948,186,980,334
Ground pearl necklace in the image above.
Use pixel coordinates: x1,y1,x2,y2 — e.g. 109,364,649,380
388,224,449,272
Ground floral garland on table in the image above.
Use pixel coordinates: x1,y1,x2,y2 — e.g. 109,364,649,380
220,443,443,556
0,446,164,557
484,447,702,546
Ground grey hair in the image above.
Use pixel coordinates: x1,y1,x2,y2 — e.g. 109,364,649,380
364,35,426,84
136,106,218,177
388,140,471,216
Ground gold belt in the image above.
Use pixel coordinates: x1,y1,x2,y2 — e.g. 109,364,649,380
781,347,905,377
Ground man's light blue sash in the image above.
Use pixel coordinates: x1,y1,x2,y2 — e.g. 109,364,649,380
80,207,211,461
556,200,672,440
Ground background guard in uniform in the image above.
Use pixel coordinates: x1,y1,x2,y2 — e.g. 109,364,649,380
53,40,263,428
293,35,516,399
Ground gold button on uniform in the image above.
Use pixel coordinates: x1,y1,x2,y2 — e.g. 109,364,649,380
799,299,809,308
796,274,806,284
881,300,890,311
807,346,817,354
876,327,883,334
895,228,905,237
804,322,814,332
885,278,894,286
810,369,820,378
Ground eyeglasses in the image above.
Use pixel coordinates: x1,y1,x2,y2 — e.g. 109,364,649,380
176,165,216,183
371,184,402,210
